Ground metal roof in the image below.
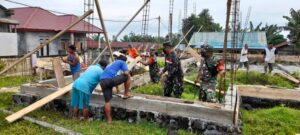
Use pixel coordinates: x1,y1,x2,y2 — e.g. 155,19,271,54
189,32,267,49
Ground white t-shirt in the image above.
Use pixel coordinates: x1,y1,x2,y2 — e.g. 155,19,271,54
239,47,248,62
264,47,276,63
31,53,37,67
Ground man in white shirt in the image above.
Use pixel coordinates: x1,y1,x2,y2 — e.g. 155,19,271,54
263,43,277,74
237,44,249,72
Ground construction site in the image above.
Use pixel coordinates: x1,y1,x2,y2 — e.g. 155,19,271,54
0,0,300,135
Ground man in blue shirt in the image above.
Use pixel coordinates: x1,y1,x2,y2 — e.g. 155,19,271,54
62,45,82,80
100,51,132,124
71,60,107,120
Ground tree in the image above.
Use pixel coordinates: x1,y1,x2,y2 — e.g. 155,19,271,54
120,32,164,43
283,8,300,49
249,21,286,45
182,9,223,41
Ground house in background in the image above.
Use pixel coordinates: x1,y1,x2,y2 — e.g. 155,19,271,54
189,32,267,53
0,5,19,57
10,7,102,57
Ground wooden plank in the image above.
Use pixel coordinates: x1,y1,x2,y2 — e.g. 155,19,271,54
237,85,300,101
52,58,66,88
5,84,73,123
183,78,224,94
0,10,93,76
186,47,201,63
275,72,300,84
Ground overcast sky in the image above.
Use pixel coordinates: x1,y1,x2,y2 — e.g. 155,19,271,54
2,0,300,39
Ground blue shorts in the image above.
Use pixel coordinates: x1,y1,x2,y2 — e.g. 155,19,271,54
70,87,90,109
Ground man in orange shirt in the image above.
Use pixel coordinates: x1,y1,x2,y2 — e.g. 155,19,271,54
139,48,160,83
127,44,139,59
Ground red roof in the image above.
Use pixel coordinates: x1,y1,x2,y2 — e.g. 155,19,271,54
101,42,160,51
10,7,102,33
86,38,99,49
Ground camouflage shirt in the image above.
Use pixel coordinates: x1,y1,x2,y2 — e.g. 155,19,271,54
162,51,183,78
198,55,223,83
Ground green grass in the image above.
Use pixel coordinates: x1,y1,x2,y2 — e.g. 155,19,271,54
0,111,62,135
27,109,194,135
242,107,300,135
157,60,165,68
235,71,295,89
185,68,296,89
132,83,199,100
0,76,37,88
0,92,62,135
0,92,14,108
0,92,194,135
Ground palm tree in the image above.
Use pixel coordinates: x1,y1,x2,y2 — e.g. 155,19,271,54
283,8,300,48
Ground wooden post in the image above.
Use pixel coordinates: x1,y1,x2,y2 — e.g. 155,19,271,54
94,0,114,62
0,10,93,76
52,58,66,88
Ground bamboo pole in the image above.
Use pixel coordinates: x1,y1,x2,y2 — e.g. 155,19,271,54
93,0,151,64
173,25,194,49
0,10,93,76
94,0,114,63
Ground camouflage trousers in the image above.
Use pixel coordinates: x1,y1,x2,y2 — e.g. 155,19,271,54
199,81,217,102
149,68,160,83
163,76,183,98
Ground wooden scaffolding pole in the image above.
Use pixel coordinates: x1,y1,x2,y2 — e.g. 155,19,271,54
0,10,94,76
94,0,114,62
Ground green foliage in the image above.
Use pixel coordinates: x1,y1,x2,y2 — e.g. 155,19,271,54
0,76,37,88
235,71,295,89
283,8,300,48
249,21,286,45
121,32,164,43
0,60,5,71
182,9,223,41
242,107,300,135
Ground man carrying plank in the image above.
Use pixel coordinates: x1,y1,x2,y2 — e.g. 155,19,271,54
100,51,132,124
71,60,108,120
62,45,82,80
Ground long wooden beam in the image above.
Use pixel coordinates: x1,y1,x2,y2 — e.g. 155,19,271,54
94,0,114,63
0,10,94,76
173,25,194,49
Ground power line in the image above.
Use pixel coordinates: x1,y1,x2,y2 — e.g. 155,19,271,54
4,0,157,23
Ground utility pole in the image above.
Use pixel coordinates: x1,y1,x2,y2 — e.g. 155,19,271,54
168,0,174,40
158,16,161,44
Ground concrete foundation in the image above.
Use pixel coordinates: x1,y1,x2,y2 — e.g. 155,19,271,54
14,73,241,134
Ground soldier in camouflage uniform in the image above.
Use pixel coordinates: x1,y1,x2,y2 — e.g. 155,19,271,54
194,45,224,102
159,42,184,98
139,48,160,83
